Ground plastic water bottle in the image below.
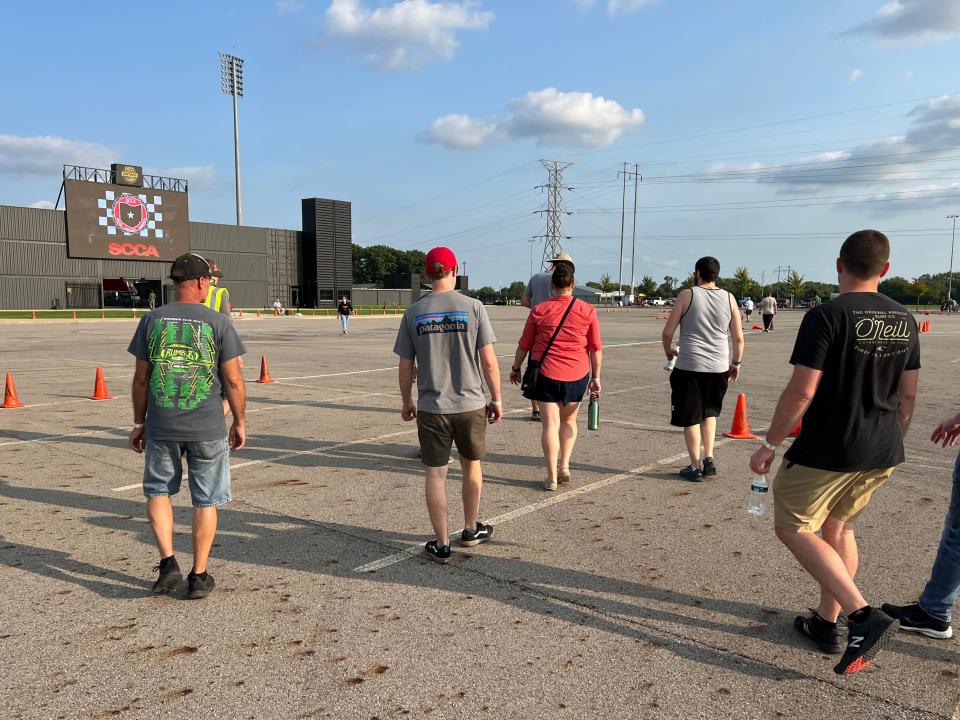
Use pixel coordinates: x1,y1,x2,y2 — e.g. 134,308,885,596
747,474,769,517
664,354,677,372
587,395,600,431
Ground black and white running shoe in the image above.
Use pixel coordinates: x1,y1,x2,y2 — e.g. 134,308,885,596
881,601,953,640
425,540,451,564
461,522,494,547
793,610,844,654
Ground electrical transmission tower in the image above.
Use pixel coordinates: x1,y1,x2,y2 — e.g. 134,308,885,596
533,159,573,270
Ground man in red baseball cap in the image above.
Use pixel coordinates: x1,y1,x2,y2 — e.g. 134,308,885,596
393,246,503,563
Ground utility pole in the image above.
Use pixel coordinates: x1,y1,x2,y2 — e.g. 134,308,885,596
534,159,573,270
219,52,245,226
617,162,627,302
948,215,958,303
629,164,641,303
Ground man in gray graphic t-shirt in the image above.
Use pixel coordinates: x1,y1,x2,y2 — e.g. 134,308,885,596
394,246,502,564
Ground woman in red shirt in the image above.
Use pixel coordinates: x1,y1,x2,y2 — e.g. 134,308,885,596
509,261,603,491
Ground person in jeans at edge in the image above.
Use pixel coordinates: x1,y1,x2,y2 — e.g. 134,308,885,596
522,253,574,422
510,260,602,491
662,256,744,482
394,246,503,564
882,405,960,640
337,295,353,334
127,253,247,599
750,230,920,675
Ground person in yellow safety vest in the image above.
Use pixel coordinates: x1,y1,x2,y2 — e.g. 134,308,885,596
203,263,231,317
204,261,242,415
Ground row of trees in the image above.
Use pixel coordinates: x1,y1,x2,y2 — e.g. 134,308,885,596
352,244,957,307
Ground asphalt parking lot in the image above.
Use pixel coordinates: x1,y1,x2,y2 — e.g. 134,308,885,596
1,307,958,719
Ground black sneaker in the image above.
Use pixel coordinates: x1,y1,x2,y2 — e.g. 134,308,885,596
679,465,703,482
701,457,718,477
794,610,844,654
881,601,953,640
187,571,215,600
151,556,182,594
833,607,898,675
531,411,541,422
461,522,493,547
424,540,451,564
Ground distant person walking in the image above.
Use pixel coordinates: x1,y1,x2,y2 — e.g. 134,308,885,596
522,252,575,422
759,293,777,332
127,253,247,600
148,290,156,310
662,257,744,481
394,246,503,564
744,296,754,321
882,405,960,640
750,230,920,675
510,260,602,491
337,295,353,334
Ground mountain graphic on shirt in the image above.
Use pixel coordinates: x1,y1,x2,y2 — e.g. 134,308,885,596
415,311,469,336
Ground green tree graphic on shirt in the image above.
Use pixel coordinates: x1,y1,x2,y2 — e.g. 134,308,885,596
148,319,216,410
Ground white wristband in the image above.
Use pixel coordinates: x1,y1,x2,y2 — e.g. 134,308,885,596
133,422,145,429
761,438,778,451
490,400,502,406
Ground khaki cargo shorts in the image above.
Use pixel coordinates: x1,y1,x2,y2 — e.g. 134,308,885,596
773,460,895,533
416,408,487,467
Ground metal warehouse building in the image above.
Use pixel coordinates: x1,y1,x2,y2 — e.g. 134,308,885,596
0,164,352,311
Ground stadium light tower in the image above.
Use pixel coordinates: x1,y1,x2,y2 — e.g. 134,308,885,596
219,52,244,225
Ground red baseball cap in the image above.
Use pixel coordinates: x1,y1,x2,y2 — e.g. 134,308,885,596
425,246,457,273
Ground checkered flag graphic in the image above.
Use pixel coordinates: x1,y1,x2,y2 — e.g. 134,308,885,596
97,190,165,238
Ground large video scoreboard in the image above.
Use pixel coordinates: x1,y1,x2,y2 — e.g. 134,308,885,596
64,168,190,261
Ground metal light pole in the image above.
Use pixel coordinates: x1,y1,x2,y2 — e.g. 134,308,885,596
629,163,639,304
948,215,958,303
219,52,245,226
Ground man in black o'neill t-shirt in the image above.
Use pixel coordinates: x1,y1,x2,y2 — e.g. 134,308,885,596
751,229,920,675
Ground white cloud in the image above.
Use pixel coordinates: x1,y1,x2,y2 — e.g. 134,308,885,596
849,68,863,82
853,183,960,213
425,87,645,149
572,0,656,15
0,133,114,176
422,114,497,148
718,95,960,194
850,0,960,44
29,200,55,210
323,0,493,71
156,165,217,190
905,69,914,79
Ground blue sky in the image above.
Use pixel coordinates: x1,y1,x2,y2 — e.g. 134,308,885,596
2,0,960,288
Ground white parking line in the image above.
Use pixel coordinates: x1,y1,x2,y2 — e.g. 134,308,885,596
0,429,102,447
353,440,734,573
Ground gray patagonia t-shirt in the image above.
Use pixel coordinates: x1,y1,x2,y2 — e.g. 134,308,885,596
393,290,496,414
128,302,246,441
523,271,554,307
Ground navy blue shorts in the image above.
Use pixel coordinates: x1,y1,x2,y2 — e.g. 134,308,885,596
523,372,589,406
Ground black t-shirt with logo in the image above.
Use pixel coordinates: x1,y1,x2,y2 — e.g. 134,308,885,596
785,292,920,472
338,300,353,316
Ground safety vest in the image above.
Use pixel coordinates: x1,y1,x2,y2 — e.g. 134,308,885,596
204,286,228,312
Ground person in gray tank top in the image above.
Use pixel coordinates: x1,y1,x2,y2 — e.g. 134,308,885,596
662,257,744,481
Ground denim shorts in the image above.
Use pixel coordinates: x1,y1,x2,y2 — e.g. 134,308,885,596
143,438,232,508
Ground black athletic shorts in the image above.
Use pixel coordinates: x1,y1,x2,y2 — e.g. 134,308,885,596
669,368,729,427
523,372,590,406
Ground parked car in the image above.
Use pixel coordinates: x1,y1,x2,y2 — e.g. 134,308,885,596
647,296,667,307
664,297,676,306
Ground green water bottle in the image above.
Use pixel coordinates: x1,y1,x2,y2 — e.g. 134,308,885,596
587,395,599,431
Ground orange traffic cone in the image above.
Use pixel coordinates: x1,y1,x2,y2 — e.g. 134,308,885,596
257,355,274,384
100,310,105,319
71,310,77,320
2,374,24,409
239,310,244,319
90,367,113,400
789,420,802,437
752,324,762,330
926,319,932,333
723,393,758,439
31,311,36,320
256,309,261,317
